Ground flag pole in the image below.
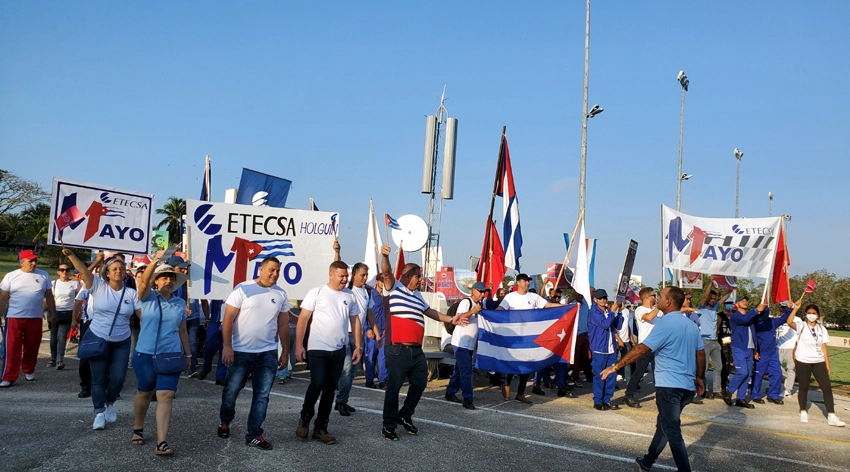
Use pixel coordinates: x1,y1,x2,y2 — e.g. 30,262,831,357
481,126,507,289
555,209,584,289
370,198,380,272
784,219,791,298
396,240,404,276
205,155,211,201
660,205,666,289
309,196,313,211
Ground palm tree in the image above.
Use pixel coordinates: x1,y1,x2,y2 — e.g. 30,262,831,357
155,197,186,245
20,203,50,244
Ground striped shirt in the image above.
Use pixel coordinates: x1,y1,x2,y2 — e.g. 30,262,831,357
388,280,429,344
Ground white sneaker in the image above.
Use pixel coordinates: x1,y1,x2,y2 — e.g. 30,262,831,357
828,414,846,427
800,411,808,423
25,373,35,381
0,381,11,388
104,404,117,423
784,390,793,396
93,413,106,430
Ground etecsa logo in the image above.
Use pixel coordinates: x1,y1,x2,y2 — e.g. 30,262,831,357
732,224,744,235
194,204,222,235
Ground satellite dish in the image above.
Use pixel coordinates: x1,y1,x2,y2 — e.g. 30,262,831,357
391,214,429,252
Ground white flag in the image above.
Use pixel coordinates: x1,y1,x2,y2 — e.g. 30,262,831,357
566,215,592,302
364,204,383,284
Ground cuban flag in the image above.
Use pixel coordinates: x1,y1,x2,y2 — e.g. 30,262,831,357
476,304,579,375
496,135,522,271
385,214,401,230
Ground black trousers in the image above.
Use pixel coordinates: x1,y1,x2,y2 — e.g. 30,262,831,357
720,344,732,391
505,373,530,396
796,360,835,413
625,352,655,399
382,345,428,429
78,320,92,389
301,348,346,430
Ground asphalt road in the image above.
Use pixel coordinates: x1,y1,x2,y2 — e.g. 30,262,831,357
1,338,848,472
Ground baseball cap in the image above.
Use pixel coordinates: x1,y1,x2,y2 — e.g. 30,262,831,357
18,249,38,261
736,295,748,303
166,255,190,269
593,288,609,299
471,282,490,292
515,273,532,282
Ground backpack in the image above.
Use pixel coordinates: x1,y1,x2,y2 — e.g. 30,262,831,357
444,297,472,335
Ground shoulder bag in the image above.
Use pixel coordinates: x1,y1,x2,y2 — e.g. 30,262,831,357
77,286,126,361
152,294,187,375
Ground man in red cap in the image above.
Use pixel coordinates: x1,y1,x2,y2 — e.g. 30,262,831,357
0,250,57,387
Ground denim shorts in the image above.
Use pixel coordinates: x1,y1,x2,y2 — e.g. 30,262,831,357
131,351,180,392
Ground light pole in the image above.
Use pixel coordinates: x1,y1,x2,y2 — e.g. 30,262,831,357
734,148,743,217
578,0,591,217
769,192,773,216
676,71,689,211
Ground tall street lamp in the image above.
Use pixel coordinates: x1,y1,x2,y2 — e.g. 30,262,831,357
734,148,744,217
578,0,592,217
676,71,689,211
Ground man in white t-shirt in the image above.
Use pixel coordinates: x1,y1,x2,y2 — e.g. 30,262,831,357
218,257,292,451
444,282,489,409
334,261,380,416
774,302,800,397
295,260,361,445
495,273,561,404
48,262,80,370
617,303,634,383
0,250,56,387
623,287,662,408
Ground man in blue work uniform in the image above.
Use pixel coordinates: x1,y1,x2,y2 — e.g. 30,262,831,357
588,288,622,410
750,303,786,404
364,274,389,389
723,295,767,408
199,300,228,385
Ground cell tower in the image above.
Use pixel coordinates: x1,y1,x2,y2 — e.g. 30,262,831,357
421,87,458,288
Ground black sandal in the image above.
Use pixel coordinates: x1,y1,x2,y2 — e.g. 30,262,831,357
155,441,174,456
131,429,144,446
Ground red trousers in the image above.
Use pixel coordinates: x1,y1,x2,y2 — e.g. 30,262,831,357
2,318,43,383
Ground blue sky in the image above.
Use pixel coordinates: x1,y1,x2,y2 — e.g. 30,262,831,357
2,2,848,289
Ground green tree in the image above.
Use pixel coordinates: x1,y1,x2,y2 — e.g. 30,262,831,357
154,197,186,245
19,203,50,244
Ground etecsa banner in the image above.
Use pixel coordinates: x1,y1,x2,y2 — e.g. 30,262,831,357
48,178,154,254
186,200,339,300
662,205,781,279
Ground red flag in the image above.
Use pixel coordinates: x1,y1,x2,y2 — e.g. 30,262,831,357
393,249,405,280
230,238,265,287
55,205,85,232
476,218,505,292
770,226,790,303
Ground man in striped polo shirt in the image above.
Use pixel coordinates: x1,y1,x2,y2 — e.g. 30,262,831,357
379,245,464,441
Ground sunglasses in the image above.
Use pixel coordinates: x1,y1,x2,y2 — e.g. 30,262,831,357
57,268,70,272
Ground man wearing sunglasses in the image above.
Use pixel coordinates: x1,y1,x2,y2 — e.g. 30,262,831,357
48,263,80,370
0,250,57,387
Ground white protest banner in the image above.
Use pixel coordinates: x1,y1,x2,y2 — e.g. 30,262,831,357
48,178,154,254
186,199,339,300
680,270,703,289
662,205,781,279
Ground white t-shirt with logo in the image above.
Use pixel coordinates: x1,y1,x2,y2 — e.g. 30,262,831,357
499,292,547,310
226,281,292,353
617,308,632,344
88,277,142,342
794,322,829,364
300,285,359,352
451,298,479,350
75,287,92,322
349,285,374,333
0,269,51,318
635,306,663,344
53,279,81,311
776,318,802,349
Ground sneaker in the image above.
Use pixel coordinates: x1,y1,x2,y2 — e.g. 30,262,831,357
828,414,846,427
0,381,11,388
77,388,91,398
277,377,287,385
785,390,793,397
246,436,273,450
800,411,808,423
624,397,642,409
56,361,65,370
104,404,117,423
24,373,35,381
636,457,651,471
217,422,230,438
187,370,198,379
335,402,351,417
296,419,309,439
312,429,337,445
47,360,56,367
93,413,106,430
557,388,576,398
397,416,418,435
574,381,584,388
691,396,704,405
197,369,210,381
382,427,399,441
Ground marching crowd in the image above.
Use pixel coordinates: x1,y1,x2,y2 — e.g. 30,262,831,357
0,245,844,469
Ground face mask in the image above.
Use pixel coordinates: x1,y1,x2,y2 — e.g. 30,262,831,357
806,314,818,322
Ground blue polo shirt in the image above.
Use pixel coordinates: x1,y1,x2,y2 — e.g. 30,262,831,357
135,291,185,355
643,311,704,391
577,299,589,334
697,302,719,340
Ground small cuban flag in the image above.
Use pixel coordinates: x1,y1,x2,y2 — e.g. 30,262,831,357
385,214,401,230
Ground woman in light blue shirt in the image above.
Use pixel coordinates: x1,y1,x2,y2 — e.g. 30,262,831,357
131,251,191,456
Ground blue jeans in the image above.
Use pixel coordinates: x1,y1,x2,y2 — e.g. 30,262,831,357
202,322,227,381
90,337,131,413
186,317,200,372
364,334,387,383
534,365,553,386
219,350,277,440
335,336,360,404
591,352,617,404
445,346,474,402
752,351,783,400
639,387,694,472
727,347,753,399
